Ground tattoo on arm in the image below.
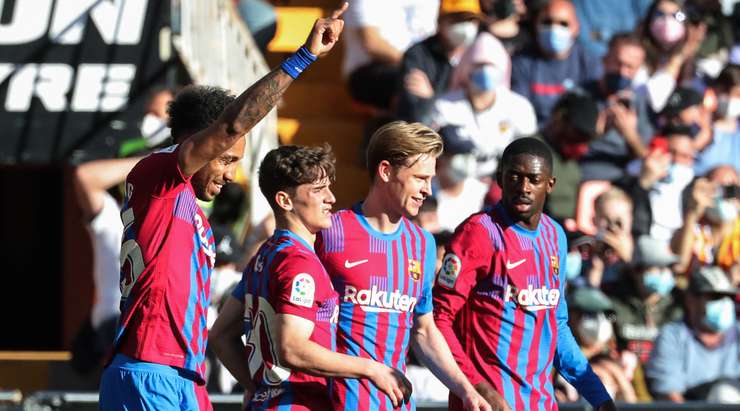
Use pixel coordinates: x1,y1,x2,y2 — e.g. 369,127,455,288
221,68,293,137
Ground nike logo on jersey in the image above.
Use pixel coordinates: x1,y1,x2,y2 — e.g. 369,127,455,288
344,259,368,269
506,259,526,270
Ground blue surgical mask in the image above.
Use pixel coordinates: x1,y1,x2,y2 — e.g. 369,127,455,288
703,297,736,333
604,72,632,95
643,269,675,296
706,198,739,223
565,252,583,280
470,65,502,92
537,25,574,54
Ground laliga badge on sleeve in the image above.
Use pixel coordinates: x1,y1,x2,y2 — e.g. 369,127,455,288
438,254,462,288
290,273,315,307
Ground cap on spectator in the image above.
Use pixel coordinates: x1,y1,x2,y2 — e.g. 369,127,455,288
567,230,595,249
660,87,703,118
440,0,482,18
569,287,614,313
212,224,244,266
438,125,476,155
553,92,599,140
689,265,740,295
633,235,678,268
660,123,695,138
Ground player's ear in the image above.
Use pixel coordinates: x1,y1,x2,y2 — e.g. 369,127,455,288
275,191,293,212
377,160,393,183
547,176,556,194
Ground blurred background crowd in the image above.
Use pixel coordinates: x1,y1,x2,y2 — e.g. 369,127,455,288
17,0,740,407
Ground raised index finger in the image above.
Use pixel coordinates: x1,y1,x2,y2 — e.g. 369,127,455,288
332,1,349,19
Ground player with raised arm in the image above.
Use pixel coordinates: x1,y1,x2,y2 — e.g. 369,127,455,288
432,137,617,411
210,144,412,410
99,4,349,410
315,121,490,411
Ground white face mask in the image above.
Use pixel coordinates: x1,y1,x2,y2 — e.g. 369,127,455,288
577,311,613,346
445,21,478,48
727,98,740,119
141,113,171,146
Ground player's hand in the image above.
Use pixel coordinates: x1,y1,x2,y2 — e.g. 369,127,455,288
596,399,618,411
461,386,493,411
366,361,413,408
304,2,348,57
474,381,511,411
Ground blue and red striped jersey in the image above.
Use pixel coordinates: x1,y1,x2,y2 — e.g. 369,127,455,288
316,204,437,411
433,203,611,411
232,229,339,411
114,146,213,383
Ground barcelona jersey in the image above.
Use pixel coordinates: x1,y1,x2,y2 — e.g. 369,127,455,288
316,204,437,411
232,229,339,410
433,203,611,411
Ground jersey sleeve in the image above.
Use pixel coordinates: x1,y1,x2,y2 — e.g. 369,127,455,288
271,251,329,321
553,225,612,407
432,217,492,385
126,145,189,199
231,277,246,303
414,230,437,316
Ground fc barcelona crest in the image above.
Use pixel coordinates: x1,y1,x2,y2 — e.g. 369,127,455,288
550,255,559,276
408,259,421,281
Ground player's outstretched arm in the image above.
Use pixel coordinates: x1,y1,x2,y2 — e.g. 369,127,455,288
275,314,412,408
411,313,493,411
177,2,348,177
210,296,256,396
73,157,142,220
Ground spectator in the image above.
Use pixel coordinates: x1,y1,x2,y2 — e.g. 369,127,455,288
396,0,483,124
586,188,635,287
562,287,638,403
637,0,707,113
571,0,652,58
617,124,698,242
672,165,739,274
119,89,174,158
481,0,532,55
413,196,442,234
646,265,740,403
607,235,684,365
343,0,439,110
511,0,603,124
658,86,713,151
686,0,736,80
70,156,142,375
694,64,740,176
580,34,655,181
536,92,600,223
433,125,488,232
433,32,536,179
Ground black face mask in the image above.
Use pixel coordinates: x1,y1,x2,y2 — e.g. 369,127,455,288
603,72,632,95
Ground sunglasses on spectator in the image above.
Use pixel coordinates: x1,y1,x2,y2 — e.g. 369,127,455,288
654,10,686,22
540,18,569,28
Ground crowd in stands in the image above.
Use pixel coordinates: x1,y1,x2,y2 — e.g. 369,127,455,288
70,0,740,405
339,0,740,404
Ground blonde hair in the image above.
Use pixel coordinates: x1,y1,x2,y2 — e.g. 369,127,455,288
594,187,633,216
366,121,444,180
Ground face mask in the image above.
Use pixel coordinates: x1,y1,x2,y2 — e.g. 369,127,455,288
643,268,675,296
703,297,736,333
537,25,574,54
650,15,686,47
445,154,477,183
718,97,740,119
445,21,479,48
565,252,583,280
662,162,695,185
141,113,171,146
705,198,739,223
578,312,614,346
470,65,503,92
604,72,633,95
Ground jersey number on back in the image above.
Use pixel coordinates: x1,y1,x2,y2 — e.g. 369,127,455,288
244,295,292,385
119,208,144,299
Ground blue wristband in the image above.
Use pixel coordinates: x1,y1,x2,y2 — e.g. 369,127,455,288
280,46,317,79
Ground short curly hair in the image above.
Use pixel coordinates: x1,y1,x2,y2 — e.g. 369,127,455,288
258,144,336,211
167,85,236,143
